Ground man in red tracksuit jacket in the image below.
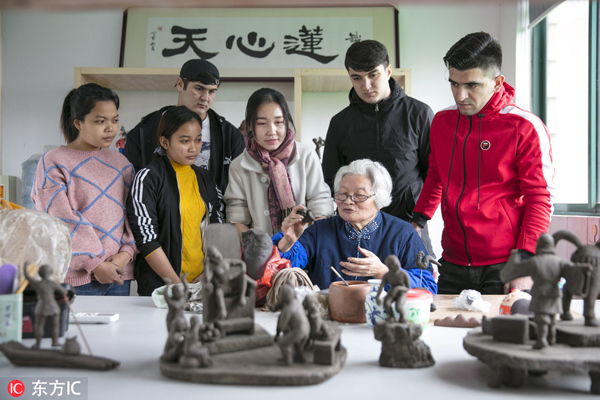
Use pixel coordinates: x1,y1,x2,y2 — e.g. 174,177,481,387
411,32,556,294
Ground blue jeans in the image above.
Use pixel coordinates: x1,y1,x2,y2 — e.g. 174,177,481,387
75,280,131,296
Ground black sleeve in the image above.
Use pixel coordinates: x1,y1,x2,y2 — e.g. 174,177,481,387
124,123,144,174
418,105,435,182
322,117,344,195
126,167,162,258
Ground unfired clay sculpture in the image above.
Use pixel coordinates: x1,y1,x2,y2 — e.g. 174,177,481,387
24,263,68,349
272,283,311,364
0,263,119,370
164,277,188,336
553,229,600,326
159,228,346,385
463,231,600,394
376,255,410,323
312,137,325,159
501,233,591,349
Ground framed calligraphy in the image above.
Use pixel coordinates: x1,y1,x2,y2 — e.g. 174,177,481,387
120,7,398,69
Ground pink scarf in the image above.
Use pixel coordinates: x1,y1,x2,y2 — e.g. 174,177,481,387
246,129,296,232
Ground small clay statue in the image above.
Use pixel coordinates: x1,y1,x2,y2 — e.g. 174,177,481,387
163,313,188,363
312,137,325,160
62,336,81,356
303,294,333,348
24,263,68,349
501,233,591,349
415,251,441,270
553,230,600,326
203,245,250,321
272,283,310,365
179,316,212,368
164,277,188,335
376,255,410,323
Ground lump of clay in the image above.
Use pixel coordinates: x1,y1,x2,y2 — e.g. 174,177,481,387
241,228,273,280
433,314,482,328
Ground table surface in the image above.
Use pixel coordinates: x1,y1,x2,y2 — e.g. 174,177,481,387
0,295,596,399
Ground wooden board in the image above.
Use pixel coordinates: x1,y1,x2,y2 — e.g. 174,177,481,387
429,294,583,324
429,295,505,323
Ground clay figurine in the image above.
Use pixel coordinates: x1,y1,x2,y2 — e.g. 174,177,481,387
272,283,310,365
303,294,334,348
163,310,188,363
312,137,325,159
203,245,250,321
24,263,68,349
553,229,600,326
500,233,591,349
376,255,410,323
164,277,188,335
179,316,212,368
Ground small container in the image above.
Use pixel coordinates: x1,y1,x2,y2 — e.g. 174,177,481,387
365,285,433,328
365,279,386,327
328,281,370,323
0,293,23,343
404,289,433,328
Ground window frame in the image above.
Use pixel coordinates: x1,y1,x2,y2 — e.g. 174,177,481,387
536,0,600,215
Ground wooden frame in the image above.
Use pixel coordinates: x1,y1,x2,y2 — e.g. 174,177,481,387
121,7,398,69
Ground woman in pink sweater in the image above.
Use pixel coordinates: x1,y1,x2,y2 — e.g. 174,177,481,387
31,83,136,296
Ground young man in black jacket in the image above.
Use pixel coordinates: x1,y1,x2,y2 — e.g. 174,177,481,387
124,59,244,195
322,40,436,257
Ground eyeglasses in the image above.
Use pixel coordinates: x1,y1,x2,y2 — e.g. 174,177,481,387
334,192,375,203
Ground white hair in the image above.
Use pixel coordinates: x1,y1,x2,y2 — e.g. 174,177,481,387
333,159,393,209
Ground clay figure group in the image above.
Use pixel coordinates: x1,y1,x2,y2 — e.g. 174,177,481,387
162,280,212,368
501,233,592,349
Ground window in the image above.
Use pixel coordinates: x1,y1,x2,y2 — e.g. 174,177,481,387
533,0,597,213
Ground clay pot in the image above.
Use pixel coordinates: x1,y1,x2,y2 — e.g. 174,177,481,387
328,281,370,323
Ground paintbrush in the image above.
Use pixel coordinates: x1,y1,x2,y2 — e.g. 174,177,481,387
330,266,349,286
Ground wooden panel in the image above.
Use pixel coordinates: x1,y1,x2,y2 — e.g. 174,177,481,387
299,68,411,94
548,215,568,259
587,217,600,245
75,67,295,91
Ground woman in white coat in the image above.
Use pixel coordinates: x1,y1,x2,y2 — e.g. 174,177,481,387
225,88,334,236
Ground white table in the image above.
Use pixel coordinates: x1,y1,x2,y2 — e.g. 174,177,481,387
0,296,595,399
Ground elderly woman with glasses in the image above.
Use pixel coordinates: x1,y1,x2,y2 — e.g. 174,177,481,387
272,159,437,293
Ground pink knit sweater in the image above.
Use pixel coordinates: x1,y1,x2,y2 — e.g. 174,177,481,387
31,146,137,287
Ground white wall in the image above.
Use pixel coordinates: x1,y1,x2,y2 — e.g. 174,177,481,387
1,11,124,177
2,5,525,258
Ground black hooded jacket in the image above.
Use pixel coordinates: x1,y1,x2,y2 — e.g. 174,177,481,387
322,78,434,222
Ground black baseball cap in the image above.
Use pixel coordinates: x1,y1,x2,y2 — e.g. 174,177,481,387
179,59,220,86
